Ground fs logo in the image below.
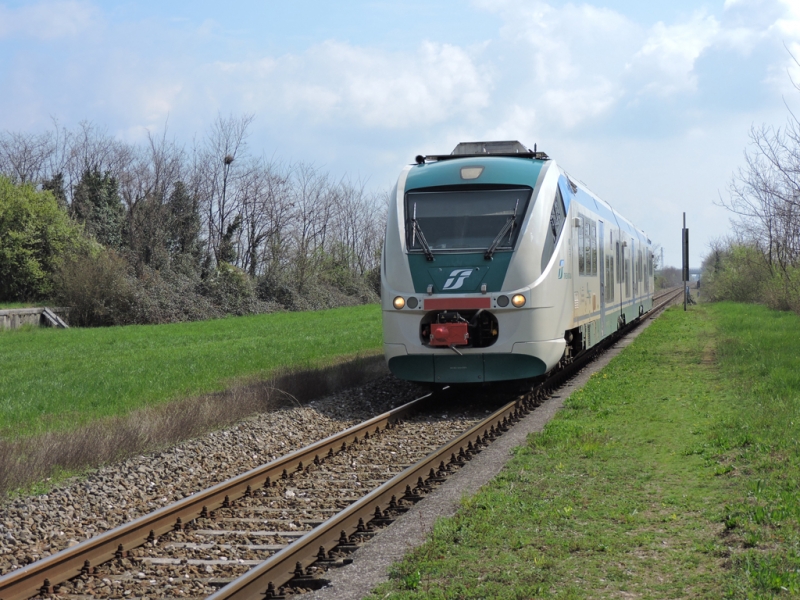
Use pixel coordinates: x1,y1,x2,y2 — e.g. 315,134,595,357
558,259,565,279
442,268,473,290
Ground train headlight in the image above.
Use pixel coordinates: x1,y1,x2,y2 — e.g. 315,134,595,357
497,295,509,307
511,294,526,307
407,297,418,309
393,296,406,309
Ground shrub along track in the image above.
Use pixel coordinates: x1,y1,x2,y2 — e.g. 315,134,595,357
0,288,682,600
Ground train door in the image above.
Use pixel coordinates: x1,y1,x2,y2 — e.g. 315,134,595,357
624,239,631,300
615,235,623,320
631,237,636,307
572,215,581,318
598,220,605,338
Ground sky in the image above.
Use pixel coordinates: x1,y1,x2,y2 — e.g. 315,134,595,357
1,0,799,268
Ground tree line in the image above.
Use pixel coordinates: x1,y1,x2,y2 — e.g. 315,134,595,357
0,116,386,325
702,75,800,314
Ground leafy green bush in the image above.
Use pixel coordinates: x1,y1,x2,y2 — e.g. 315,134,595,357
702,244,771,304
0,176,87,301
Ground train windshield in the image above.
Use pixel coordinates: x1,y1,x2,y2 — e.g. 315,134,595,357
406,187,532,252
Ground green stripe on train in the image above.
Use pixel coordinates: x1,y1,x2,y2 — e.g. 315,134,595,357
388,353,547,383
407,252,513,294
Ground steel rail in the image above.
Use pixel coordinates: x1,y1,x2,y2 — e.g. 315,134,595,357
0,395,432,600
649,287,684,316
652,286,682,304
208,390,531,599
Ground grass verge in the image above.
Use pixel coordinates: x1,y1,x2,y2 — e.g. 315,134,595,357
371,303,800,599
0,354,386,497
0,304,381,438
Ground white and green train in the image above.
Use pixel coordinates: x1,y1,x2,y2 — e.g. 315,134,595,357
382,141,654,384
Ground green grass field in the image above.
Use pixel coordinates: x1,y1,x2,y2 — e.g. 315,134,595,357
371,303,800,599
0,304,382,438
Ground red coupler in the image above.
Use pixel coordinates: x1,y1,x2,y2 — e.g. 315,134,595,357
430,322,469,346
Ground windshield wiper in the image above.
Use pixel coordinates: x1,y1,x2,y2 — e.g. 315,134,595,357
411,202,434,261
485,199,519,260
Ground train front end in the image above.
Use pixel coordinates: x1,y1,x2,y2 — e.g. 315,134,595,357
382,141,572,384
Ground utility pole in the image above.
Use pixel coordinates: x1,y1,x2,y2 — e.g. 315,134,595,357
682,213,689,311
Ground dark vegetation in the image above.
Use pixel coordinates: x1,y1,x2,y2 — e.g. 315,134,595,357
0,116,384,325
656,265,683,289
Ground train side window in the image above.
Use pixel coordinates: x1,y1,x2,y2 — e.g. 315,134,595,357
625,255,631,297
605,255,614,301
541,187,567,272
578,214,598,277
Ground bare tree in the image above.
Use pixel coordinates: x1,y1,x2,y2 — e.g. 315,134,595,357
721,119,800,278
0,130,56,184
196,114,255,265
290,163,336,289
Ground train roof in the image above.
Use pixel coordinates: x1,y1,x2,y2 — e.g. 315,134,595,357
415,140,549,164
564,171,651,245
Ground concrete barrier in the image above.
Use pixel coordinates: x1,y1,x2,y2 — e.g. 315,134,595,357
0,307,70,329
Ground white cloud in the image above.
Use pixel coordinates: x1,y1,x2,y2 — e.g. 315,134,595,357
541,81,621,128
483,104,537,144
773,0,800,38
208,40,491,130
631,13,720,96
475,1,641,128
0,1,96,39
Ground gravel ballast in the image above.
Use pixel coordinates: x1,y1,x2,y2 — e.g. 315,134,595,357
0,376,424,576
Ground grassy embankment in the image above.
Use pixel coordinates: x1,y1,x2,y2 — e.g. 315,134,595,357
0,304,383,495
0,304,383,438
372,303,800,598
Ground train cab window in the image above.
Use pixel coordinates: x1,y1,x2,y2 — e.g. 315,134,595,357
405,187,532,253
540,187,567,272
578,214,597,276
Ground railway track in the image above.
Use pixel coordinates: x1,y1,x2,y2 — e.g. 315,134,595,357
0,288,684,600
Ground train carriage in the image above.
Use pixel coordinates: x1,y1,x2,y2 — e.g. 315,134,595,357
382,141,654,384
